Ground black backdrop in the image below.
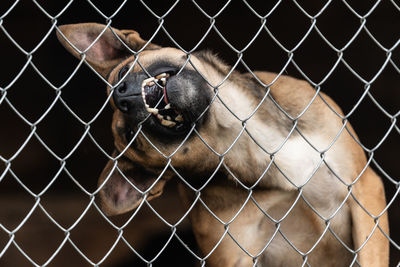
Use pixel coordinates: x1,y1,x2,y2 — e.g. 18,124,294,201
0,1,399,266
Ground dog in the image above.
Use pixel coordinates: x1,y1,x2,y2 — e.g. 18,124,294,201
57,23,389,266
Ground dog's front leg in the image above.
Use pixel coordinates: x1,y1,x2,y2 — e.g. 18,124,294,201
179,183,262,267
191,218,256,267
350,167,389,266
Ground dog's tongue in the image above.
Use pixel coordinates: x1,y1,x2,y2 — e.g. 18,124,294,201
163,87,169,104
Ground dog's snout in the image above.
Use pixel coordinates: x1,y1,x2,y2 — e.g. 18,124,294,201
114,81,140,97
117,99,130,113
113,79,142,114
113,94,130,112
116,82,127,95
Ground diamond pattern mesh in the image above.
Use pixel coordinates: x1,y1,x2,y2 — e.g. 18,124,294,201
0,1,399,266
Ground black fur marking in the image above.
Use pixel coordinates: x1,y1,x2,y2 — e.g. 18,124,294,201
111,60,212,143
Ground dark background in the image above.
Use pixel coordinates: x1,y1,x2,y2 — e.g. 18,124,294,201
0,0,398,266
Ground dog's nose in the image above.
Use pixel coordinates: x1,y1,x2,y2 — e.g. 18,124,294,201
113,81,142,113
116,82,127,95
114,81,140,97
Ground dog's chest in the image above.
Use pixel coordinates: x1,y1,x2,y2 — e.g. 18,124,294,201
186,183,353,267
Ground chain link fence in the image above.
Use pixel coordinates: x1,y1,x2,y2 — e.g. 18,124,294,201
0,0,399,266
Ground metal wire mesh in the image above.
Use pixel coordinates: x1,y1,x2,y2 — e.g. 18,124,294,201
0,0,399,266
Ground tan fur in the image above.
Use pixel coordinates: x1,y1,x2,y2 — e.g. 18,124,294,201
253,72,389,266
57,23,389,266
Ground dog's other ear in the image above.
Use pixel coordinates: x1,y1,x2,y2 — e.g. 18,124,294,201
98,152,168,216
57,23,160,77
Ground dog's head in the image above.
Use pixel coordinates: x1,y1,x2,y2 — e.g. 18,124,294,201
57,23,225,215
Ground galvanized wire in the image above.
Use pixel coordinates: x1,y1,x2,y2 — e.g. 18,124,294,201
0,0,399,266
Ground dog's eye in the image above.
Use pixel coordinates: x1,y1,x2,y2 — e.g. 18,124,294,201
118,65,130,80
125,126,135,142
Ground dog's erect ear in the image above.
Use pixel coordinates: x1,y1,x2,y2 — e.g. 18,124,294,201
98,152,168,216
57,23,160,77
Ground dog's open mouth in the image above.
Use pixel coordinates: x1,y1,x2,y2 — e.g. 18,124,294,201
141,72,185,130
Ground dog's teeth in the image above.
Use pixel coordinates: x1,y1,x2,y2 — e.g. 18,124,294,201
161,119,176,127
175,114,183,122
157,114,164,120
147,81,155,87
166,115,171,121
143,77,155,86
147,107,158,114
161,78,166,86
155,73,167,79
144,77,155,83
165,104,171,110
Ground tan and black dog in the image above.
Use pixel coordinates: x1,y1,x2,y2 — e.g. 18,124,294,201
57,23,389,266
